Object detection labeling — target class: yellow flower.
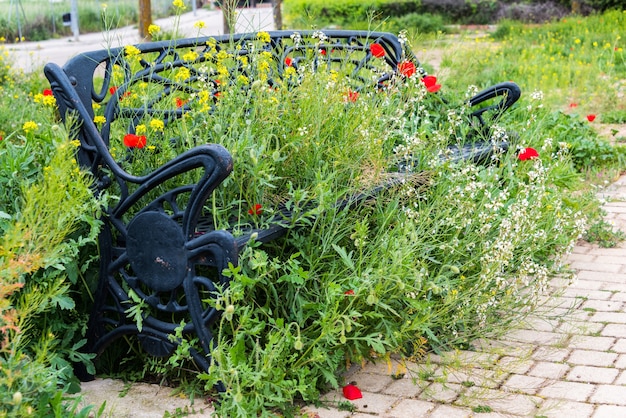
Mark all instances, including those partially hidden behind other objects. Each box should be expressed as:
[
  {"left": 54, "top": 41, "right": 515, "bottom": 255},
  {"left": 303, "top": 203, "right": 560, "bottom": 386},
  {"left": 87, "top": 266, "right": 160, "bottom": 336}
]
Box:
[
  {"left": 172, "top": 0, "right": 185, "bottom": 10},
  {"left": 94, "top": 115, "right": 106, "bottom": 125},
  {"left": 198, "top": 90, "right": 210, "bottom": 104},
  {"left": 217, "top": 65, "right": 229, "bottom": 76},
  {"left": 93, "top": 102, "right": 101, "bottom": 110},
  {"left": 257, "top": 60, "right": 270, "bottom": 73},
  {"left": 183, "top": 51, "right": 199, "bottom": 61},
  {"left": 574, "top": 38, "right": 581, "bottom": 44},
  {"left": 256, "top": 31, "right": 271, "bottom": 43},
  {"left": 136, "top": 124, "right": 147, "bottom": 135},
  {"left": 216, "top": 50, "right": 230, "bottom": 61},
  {"left": 148, "top": 24, "right": 161, "bottom": 36},
  {"left": 125, "top": 45, "right": 141, "bottom": 57},
  {"left": 71, "top": 140, "right": 81, "bottom": 147},
  {"left": 237, "top": 74, "right": 249, "bottom": 85},
  {"left": 194, "top": 21, "right": 205, "bottom": 29},
  {"left": 175, "top": 67, "right": 191, "bottom": 81},
  {"left": 149, "top": 119, "right": 165, "bottom": 132},
  {"left": 22, "top": 121, "right": 38, "bottom": 133}
]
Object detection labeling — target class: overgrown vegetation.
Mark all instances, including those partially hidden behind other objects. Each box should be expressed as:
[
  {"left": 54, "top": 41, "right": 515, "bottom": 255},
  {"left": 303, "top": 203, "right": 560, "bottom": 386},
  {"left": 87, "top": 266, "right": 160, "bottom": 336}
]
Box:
[
  {"left": 0, "top": 3, "right": 624, "bottom": 417},
  {"left": 283, "top": 0, "right": 625, "bottom": 33}
]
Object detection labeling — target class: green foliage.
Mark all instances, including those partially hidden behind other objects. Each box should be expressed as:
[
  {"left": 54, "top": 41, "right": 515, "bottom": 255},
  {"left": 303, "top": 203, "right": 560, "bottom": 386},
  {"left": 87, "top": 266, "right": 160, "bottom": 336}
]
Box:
[
  {"left": 385, "top": 12, "right": 447, "bottom": 36},
  {"left": 283, "top": 0, "right": 422, "bottom": 30},
  {"left": 584, "top": 0, "right": 625, "bottom": 12},
  {"left": 0, "top": 64, "right": 102, "bottom": 414},
  {"left": 585, "top": 218, "right": 626, "bottom": 247}
]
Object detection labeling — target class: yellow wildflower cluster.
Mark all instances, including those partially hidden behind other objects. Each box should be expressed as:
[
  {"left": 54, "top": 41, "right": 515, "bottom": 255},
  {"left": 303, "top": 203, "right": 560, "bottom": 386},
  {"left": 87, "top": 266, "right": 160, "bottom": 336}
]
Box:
[
  {"left": 22, "top": 121, "right": 38, "bottom": 134},
  {"left": 149, "top": 119, "right": 165, "bottom": 132},
  {"left": 125, "top": 45, "right": 142, "bottom": 63},
  {"left": 194, "top": 21, "right": 205, "bottom": 29},
  {"left": 175, "top": 67, "right": 191, "bottom": 82},
  {"left": 172, "top": 0, "right": 185, "bottom": 10},
  {"left": 183, "top": 51, "right": 199, "bottom": 62},
  {"left": 256, "top": 31, "right": 271, "bottom": 44},
  {"left": 34, "top": 92, "right": 56, "bottom": 107},
  {"left": 94, "top": 115, "right": 106, "bottom": 126},
  {"left": 148, "top": 24, "right": 161, "bottom": 37},
  {"left": 136, "top": 124, "right": 147, "bottom": 135}
]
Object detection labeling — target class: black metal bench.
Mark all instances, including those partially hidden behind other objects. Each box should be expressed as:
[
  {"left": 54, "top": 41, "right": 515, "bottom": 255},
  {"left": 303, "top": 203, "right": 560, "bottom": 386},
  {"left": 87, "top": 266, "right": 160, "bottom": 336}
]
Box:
[{"left": 43, "top": 30, "right": 520, "bottom": 384}]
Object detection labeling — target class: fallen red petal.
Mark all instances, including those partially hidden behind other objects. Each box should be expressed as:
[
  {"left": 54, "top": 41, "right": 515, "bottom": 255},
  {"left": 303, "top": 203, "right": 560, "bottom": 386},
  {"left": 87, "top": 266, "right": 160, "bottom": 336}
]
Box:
[{"left": 342, "top": 384, "right": 362, "bottom": 400}]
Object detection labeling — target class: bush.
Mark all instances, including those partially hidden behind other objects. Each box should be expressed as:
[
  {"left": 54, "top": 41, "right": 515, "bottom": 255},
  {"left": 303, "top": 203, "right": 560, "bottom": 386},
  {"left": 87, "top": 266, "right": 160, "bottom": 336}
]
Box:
[
  {"left": 284, "top": 0, "right": 421, "bottom": 30},
  {"left": 385, "top": 12, "right": 447, "bottom": 36},
  {"left": 496, "top": 1, "right": 571, "bottom": 23}
]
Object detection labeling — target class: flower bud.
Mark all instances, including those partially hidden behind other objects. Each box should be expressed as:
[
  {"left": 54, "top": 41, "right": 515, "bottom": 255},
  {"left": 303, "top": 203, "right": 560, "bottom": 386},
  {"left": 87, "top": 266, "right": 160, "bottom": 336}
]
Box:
[{"left": 13, "top": 391, "right": 22, "bottom": 405}]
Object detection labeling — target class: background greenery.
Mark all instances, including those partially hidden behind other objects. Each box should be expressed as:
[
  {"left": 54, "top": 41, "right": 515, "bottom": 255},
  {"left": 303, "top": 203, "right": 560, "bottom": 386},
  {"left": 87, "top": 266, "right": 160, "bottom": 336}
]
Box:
[{"left": 0, "top": 3, "right": 624, "bottom": 417}]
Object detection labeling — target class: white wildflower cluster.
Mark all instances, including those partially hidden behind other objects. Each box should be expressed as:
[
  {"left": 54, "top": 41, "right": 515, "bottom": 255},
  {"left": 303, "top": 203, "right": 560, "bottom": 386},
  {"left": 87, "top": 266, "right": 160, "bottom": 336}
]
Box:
[
  {"left": 290, "top": 32, "right": 302, "bottom": 47},
  {"left": 465, "top": 85, "right": 480, "bottom": 99},
  {"left": 490, "top": 124, "right": 509, "bottom": 142}
]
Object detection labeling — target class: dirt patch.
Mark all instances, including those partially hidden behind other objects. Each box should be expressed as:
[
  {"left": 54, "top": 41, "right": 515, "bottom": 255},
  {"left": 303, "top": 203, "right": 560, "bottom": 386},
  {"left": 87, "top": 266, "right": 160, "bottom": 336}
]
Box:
[{"left": 594, "top": 123, "right": 626, "bottom": 143}]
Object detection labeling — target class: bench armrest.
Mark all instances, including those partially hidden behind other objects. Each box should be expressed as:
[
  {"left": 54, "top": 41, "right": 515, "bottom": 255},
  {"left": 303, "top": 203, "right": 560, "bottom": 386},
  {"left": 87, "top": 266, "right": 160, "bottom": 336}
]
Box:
[{"left": 468, "top": 81, "right": 521, "bottom": 126}]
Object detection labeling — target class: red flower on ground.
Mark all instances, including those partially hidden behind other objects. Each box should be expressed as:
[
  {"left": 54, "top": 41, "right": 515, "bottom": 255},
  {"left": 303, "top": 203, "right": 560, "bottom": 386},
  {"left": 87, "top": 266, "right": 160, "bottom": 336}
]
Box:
[
  {"left": 43, "top": 89, "right": 53, "bottom": 96},
  {"left": 344, "top": 91, "right": 359, "bottom": 103},
  {"left": 370, "top": 43, "right": 385, "bottom": 58},
  {"left": 342, "top": 384, "right": 363, "bottom": 400},
  {"left": 569, "top": 102, "right": 578, "bottom": 108},
  {"left": 397, "top": 60, "right": 416, "bottom": 77},
  {"left": 176, "top": 97, "right": 188, "bottom": 108},
  {"left": 518, "top": 147, "right": 539, "bottom": 161},
  {"left": 421, "top": 75, "right": 441, "bottom": 93},
  {"left": 586, "top": 114, "right": 596, "bottom": 122},
  {"left": 248, "top": 204, "right": 263, "bottom": 216},
  {"left": 123, "top": 133, "right": 147, "bottom": 148},
  {"left": 344, "top": 289, "right": 355, "bottom": 295},
  {"left": 285, "top": 56, "right": 293, "bottom": 67}
]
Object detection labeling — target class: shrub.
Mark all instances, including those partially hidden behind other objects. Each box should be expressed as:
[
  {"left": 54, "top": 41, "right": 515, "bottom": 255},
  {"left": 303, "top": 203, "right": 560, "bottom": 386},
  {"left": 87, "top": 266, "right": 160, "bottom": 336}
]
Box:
[{"left": 385, "top": 12, "right": 447, "bottom": 36}]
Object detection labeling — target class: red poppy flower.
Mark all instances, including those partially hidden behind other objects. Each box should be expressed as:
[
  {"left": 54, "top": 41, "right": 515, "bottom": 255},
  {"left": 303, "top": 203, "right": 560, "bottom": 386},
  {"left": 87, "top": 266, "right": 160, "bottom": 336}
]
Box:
[
  {"left": 43, "top": 89, "right": 53, "bottom": 96},
  {"left": 569, "top": 102, "right": 578, "bottom": 108},
  {"left": 370, "top": 43, "right": 385, "bottom": 58},
  {"left": 518, "top": 147, "right": 539, "bottom": 161},
  {"left": 344, "top": 289, "right": 355, "bottom": 295},
  {"left": 285, "top": 56, "right": 292, "bottom": 67},
  {"left": 123, "top": 133, "right": 147, "bottom": 148},
  {"left": 109, "top": 86, "right": 118, "bottom": 95},
  {"left": 342, "top": 384, "right": 362, "bottom": 400},
  {"left": 176, "top": 97, "right": 188, "bottom": 108},
  {"left": 397, "top": 60, "right": 416, "bottom": 77},
  {"left": 344, "top": 91, "right": 359, "bottom": 103},
  {"left": 586, "top": 114, "right": 596, "bottom": 122},
  {"left": 248, "top": 204, "right": 262, "bottom": 216},
  {"left": 421, "top": 75, "right": 441, "bottom": 93}
]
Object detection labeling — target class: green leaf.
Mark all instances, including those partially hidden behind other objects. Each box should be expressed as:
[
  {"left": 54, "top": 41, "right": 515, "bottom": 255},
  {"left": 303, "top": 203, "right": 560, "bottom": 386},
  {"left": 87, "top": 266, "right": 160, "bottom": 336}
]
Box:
[{"left": 51, "top": 293, "right": 75, "bottom": 310}]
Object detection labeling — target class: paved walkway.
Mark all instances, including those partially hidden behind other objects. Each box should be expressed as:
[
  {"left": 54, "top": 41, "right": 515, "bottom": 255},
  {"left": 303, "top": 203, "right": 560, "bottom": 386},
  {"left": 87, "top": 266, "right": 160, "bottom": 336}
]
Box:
[{"left": 5, "top": 4, "right": 274, "bottom": 73}]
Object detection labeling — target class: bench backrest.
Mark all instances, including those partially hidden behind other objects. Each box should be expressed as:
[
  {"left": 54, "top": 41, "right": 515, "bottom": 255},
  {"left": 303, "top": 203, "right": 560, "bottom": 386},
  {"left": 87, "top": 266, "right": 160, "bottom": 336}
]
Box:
[{"left": 45, "top": 31, "right": 417, "bottom": 180}]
